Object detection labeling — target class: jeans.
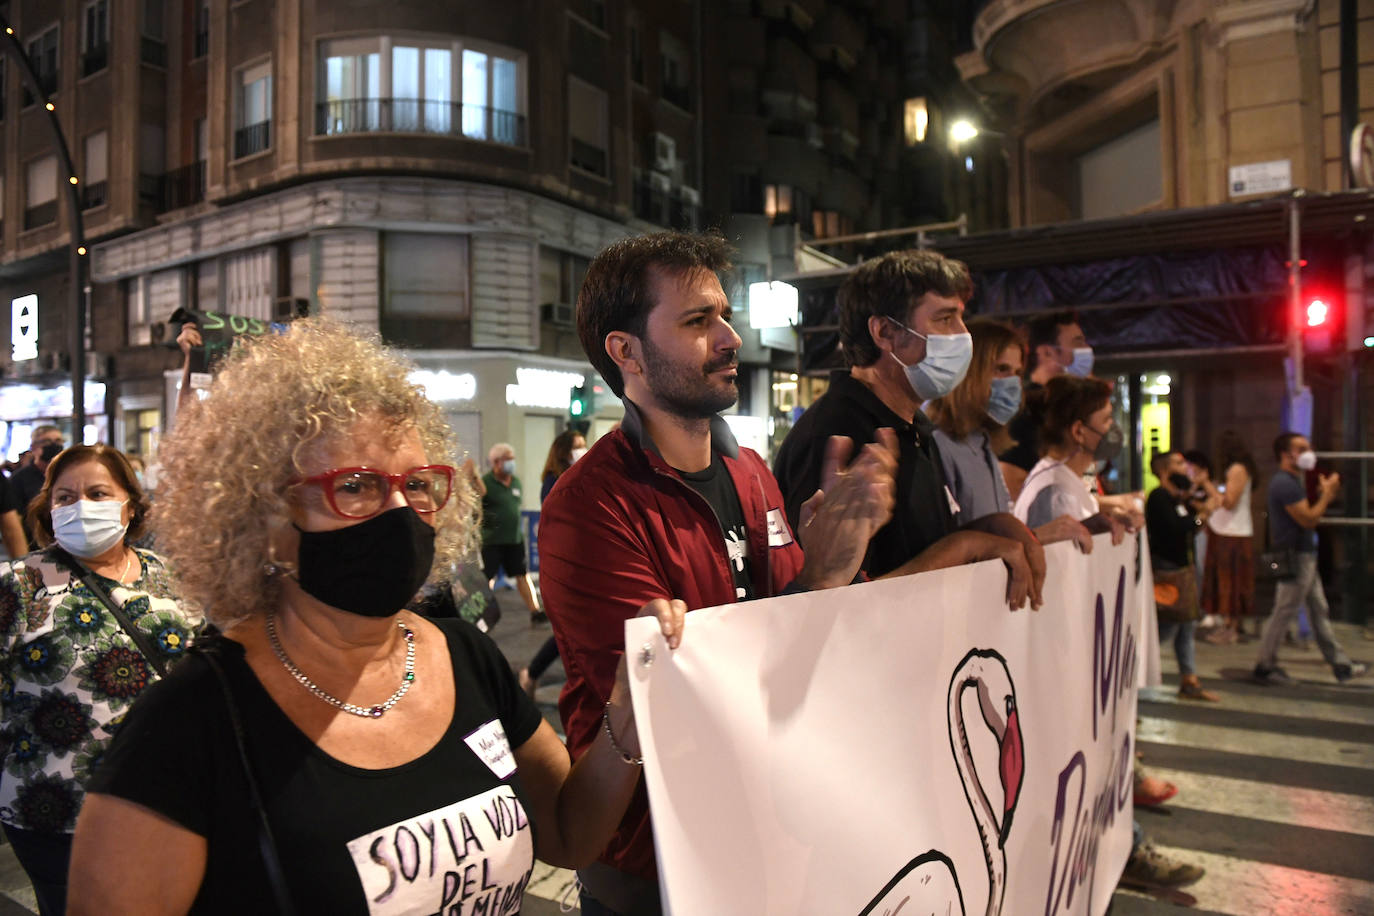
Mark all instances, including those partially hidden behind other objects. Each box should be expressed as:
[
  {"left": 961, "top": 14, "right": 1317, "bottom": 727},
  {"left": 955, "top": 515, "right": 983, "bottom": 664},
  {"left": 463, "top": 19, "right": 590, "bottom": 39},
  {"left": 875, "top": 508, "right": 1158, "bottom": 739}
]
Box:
[
  {"left": 1257, "top": 552, "right": 1351, "bottom": 670},
  {"left": 1158, "top": 619, "right": 1197, "bottom": 677},
  {"left": 2, "top": 824, "right": 71, "bottom": 916}
]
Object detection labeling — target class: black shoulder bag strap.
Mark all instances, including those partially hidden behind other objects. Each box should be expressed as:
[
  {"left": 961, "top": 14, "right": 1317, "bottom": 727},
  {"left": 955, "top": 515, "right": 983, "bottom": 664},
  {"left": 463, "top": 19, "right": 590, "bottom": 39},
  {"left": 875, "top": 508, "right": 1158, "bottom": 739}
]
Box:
[
  {"left": 52, "top": 547, "right": 167, "bottom": 679},
  {"left": 200, "top": 648, "right": 298, "bottom": 916}
]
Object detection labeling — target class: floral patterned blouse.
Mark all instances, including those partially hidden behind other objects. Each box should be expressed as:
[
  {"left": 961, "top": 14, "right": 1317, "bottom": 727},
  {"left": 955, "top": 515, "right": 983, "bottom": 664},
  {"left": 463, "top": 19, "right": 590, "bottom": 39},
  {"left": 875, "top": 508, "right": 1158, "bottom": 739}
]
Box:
[{"left": 0, "top": 546, "right": 200, "bottom": 834}]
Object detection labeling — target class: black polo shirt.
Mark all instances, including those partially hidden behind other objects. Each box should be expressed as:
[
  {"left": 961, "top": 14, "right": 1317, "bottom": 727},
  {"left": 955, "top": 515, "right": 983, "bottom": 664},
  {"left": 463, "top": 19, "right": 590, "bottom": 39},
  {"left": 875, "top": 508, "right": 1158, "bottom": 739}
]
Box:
[{"left": 773, "top": 370, "right": 957, "bottom": 578}]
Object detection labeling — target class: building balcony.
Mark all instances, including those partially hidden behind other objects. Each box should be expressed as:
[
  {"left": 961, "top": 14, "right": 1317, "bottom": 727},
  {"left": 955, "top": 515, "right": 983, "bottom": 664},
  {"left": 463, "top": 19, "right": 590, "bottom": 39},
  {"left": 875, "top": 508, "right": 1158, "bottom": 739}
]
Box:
[
  {"left": 314, "top": 99, "right": 527, "bottom": 147},
  {"left": 80, "top": 181, "right": 108, "bottom": 210},
  {"left": 23, "top": 201, "right": 57, "bottom": 230},
  {"left": 633, "top": 178, "right": 699, "bottom": 230},
  {"left": 81, "top": 43, "right": 108, "bottom": 78},
  {"left": 570, "top": 138, "right": 608, "bottom": 177},
  {"left": 160, "top": 161, "right": 207, "bottom": 211},
  {"left": 661, "top": 81, "right": 693, "bottom": 113},
  {"left": 140, "top": 36, "right": 166, "bottom": 68},
  {"left": 234, "top": 120, "right": 271, "bottom": 159}
]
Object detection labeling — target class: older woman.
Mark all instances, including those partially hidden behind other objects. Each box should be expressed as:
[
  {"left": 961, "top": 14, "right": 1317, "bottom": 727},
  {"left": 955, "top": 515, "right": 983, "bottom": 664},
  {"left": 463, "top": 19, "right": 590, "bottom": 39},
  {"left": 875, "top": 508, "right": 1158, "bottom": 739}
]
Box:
[
  {"left": 0, "top": 444, "right": 198, "bottom": 916},
  {"left": 68, "top": 320, "right": 681, "bottom": 915},
  {"left": 926, "top": 319, "right": 1091, "bottom": 552}
]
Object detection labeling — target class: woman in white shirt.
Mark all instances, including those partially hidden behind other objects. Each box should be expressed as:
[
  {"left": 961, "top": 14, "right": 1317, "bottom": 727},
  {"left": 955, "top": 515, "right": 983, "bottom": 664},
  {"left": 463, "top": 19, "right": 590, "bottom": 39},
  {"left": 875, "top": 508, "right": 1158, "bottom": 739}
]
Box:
[
  {"left": 1201, "top": 430, "right": 1258, "bottom": 644},
  {"left": 1011, "top": 375, "right": 1126, "bottom": 543}
]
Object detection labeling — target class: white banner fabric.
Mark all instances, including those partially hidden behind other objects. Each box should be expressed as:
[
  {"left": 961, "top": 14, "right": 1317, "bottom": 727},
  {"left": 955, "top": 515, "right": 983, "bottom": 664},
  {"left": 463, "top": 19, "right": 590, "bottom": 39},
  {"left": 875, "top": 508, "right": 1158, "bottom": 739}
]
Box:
[{"left": 626, "top": 534, "right": 1159, "bottom": 916}]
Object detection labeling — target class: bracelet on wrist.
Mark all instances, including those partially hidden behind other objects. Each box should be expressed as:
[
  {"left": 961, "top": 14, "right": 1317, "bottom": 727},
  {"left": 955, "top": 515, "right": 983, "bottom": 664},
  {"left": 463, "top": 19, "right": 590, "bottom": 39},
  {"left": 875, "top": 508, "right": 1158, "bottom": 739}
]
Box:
[{"left": 602, "top": 700, "right": 643, "bottom": 766}]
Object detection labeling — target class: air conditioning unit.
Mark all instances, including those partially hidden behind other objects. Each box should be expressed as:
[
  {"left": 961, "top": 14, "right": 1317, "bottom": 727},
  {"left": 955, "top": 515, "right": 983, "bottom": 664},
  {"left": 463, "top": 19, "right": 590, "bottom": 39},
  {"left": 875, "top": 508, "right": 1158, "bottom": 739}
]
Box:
[
  {"left": 649, "top": 172, "right": 673, "bottom": 194},
  {"left": 540, "top": 302, "right": 575, "bottom": 326},
  {"left": 652, "top": 132, "right": 677, "bottom": 173},
  {"left": 678, "top": 186, "right": 701, "bottom": 206}
]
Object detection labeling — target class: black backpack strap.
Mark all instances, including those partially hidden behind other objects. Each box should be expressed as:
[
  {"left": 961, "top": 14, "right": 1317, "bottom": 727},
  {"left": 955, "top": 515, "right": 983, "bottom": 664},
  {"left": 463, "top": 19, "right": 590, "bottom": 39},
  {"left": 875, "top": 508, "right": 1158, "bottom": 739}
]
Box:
[
  {"left": 200, "top": 647, "right": 298, "bottom": 916},
  {"left": 52, "top": 547, "right": 168, "bottom": 678}
]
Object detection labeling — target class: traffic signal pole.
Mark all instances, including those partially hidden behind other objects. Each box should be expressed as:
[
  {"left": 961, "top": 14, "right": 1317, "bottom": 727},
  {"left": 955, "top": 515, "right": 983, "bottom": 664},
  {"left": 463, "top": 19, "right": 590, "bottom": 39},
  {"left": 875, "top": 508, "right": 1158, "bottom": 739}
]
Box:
[{"left": 1287, "top": 197, "right": 1303, "bottom": 393}]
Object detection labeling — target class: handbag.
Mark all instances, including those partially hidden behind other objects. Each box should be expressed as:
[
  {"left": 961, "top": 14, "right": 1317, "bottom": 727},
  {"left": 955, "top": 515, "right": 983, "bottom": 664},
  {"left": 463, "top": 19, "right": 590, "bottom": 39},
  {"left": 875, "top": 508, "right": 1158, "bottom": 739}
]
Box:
[
  {"left": 53, "top": 547, "right": 168, "bottom": 677},
  {"left": 1153, "top": 565, "right": 1200, "bottom": 623}
]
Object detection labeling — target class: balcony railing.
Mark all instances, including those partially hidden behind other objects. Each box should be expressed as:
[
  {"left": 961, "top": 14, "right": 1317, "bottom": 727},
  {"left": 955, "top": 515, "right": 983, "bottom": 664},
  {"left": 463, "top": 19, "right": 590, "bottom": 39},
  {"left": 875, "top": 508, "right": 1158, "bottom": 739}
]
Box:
[
  {"left": 80, "top": 181, "right": 108, "bottom": 210},
  {"left": 234, "top": 120, "right": 271, "bottom": 159},
  {"left": 634, "top": 179, "right": 700, "bottom": 230},
  {"left": 160, "top": 161, "right": 207, "bottom": 211},
  {"left": 137, "top": 173, "right": 161, "bottom": 209},
  {"left": 661, "top": 81, "right": 693, "bottom": 112},
  {"left": 141, "top": 36, "right": 167, "bottom": 67},
  {"left": 81, "top": 43, "right": 108, "bottom": 77},
  {"left": 23, "top": 201, "right": 57, "bottom": 230},
  {"left": 570, "top": 138, "right": 608, "bottom": 177},
  {"left": 314, "top": 99, "right": 527, "bottom": 146}
]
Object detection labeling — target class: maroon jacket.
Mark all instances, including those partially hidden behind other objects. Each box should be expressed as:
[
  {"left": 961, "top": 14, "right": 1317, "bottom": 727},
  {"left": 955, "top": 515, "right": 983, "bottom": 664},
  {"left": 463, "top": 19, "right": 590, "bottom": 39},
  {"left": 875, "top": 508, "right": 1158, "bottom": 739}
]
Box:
[{"left": 538, "top": 400, "right": 807, "bottom": 883}]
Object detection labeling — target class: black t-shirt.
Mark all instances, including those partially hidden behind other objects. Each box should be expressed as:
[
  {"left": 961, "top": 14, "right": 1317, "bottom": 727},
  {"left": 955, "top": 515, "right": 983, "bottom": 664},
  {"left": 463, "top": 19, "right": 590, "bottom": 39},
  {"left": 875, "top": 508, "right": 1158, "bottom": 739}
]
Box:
[
  {"left": 1145, "top": 486, "right": 1195, "bottom": 570},
  {"left": 88, "top": 617, "right": 543, "bottom": 915},
  {"left": 773, "top": 370, "right": 957, "bottom": 579},
  {"left": 0, "top": 473, "right": 19, "bottom": 515},
  {"left": 677, "top": 452, "right": 754, "bottom": 600},
  {"left": 1000, "top": 381, "right": 1046, "bottom": 472}
]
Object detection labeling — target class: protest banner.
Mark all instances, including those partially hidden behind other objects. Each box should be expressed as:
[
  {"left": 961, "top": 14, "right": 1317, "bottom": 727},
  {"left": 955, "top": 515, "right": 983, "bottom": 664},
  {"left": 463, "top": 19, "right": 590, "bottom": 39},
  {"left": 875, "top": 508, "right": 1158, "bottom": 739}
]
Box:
[{"left": 626, "top": 534, "right": 1159, "bottom": 916}]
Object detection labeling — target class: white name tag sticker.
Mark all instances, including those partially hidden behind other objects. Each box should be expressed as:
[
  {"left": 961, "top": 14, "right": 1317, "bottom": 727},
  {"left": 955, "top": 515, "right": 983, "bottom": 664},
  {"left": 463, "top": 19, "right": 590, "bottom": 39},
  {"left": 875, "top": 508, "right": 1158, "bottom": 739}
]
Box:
[
  {"left": 1176, "top": 504, "right": 1188, "bottom": 517},
  {"left": 464, "top": 720, "right": 516, "bottom": 779},
  {"left": 766, "top": 508, "right": 794, "bottom": 547}
]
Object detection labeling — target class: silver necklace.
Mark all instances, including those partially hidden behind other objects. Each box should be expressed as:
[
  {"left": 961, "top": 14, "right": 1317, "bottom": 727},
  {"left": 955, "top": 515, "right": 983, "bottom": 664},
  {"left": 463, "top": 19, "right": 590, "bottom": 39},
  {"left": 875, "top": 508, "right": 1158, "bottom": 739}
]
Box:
[{"left": 265, "top": 614, "right": 416, "bottom": 719}]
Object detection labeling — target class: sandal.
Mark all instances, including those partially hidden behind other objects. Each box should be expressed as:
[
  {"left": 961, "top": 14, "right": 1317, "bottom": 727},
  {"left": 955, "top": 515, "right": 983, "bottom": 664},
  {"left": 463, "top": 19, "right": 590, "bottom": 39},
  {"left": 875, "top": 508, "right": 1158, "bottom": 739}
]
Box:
[{"left": 1178, "top": 674, "right": 1220, "bottom": 702}]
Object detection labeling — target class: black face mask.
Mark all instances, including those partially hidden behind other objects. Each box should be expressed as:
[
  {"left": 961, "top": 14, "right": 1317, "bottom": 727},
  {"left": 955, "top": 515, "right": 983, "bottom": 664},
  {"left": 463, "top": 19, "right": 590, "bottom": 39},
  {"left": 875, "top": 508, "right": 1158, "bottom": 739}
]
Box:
[
  {"left": 295, "top": 507, "right": 436, "bottom": 617},
  {"left": 1168, "top": 472, "right": 1192, "bottom": 491},
  {"left": 1086, "top": 424, "right": 1123, "bottom": 462}
]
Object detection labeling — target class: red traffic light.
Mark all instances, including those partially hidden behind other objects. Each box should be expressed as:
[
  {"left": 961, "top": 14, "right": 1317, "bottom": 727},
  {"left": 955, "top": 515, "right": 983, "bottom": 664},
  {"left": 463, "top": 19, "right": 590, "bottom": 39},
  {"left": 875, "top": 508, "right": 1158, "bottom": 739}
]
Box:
[{"left": 1306, "top": 298, "right": 1330, "bottom": 328}]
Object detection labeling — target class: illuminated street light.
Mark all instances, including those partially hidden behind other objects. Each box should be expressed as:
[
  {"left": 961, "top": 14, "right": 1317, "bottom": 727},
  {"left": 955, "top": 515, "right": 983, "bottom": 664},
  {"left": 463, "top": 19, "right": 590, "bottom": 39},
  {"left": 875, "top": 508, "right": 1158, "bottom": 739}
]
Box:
[{"left": 950, "top": 119, "right": 979, "bottom": 143}]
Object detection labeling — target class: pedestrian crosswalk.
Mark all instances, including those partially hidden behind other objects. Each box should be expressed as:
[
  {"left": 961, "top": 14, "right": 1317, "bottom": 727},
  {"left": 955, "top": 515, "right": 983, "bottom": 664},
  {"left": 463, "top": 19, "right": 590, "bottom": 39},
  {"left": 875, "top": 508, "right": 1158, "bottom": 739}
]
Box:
[{"left": 1111, "top": 621, "right": 1374, "bottom": 916}]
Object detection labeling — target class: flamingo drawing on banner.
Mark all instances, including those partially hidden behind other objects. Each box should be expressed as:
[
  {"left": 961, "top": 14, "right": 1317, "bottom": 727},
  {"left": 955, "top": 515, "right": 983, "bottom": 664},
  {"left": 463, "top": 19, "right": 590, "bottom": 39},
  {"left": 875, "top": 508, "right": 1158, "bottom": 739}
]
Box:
[{"left": 858, "top": 649, "right": 1025, "bottom": 916}]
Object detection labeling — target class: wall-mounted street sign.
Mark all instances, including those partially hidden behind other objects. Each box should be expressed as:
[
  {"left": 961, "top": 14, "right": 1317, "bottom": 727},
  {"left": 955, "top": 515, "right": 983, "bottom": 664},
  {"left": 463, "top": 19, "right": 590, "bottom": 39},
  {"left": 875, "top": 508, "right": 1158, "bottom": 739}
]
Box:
[
  {"left": 11, "top": 294, "right": 37, "bottom": 361},
  {"left": 1228, "top": 159, "right": 1292, "bottom": 197}
]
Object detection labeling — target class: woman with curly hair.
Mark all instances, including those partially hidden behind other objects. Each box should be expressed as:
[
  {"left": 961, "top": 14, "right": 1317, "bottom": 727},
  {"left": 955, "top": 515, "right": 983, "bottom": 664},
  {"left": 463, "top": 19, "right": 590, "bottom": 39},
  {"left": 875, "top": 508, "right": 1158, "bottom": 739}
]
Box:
[
  {"left": 67, "top": 319, "right": 682, "bottom": 915},
  {"left": 0, "top": 444, "right": 198, "bottom": 916},
  {"left": 1201, "top": 429, "right": 1259, "bottom": 644}
]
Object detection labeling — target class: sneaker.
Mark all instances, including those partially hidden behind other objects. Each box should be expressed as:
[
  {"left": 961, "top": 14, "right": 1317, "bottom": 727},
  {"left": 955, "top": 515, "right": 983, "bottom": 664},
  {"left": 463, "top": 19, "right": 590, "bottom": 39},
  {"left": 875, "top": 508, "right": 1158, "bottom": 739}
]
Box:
[
  {"left": 1334, "top": 662, "right": 1368, "bottom": 683},
  {"left": 1253, "top": 664, "right": 1294, "bottom": 686},
  {"left": 1177, "top": 675, "right": 1220, "bottom": 702},
  {"left": 1122, "top": 842, "right": 1205, "bottom": 888}
]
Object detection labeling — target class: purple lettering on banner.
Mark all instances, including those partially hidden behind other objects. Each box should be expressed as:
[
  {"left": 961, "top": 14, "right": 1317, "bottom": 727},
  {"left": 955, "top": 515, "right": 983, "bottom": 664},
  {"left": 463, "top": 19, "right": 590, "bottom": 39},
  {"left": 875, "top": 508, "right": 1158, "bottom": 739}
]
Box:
[{"left": 368, "top": 836, "right": 399, "bottom": 903}]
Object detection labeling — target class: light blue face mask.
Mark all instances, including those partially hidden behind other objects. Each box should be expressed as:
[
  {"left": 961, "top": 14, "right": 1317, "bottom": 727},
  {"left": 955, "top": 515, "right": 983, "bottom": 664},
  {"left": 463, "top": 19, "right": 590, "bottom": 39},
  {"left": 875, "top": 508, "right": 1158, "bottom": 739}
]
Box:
[
  {"left": 1064, "top": 346, "right": 1094, "bottom": 377},
  {"left": 986, "top": 375, "right": 1022, "bottom": 425},
  {"left": 501, "top": 459, "right": 516, "bottom": 475},
  {"left": 887, "top": 318, "right": 973, "bottom": 401}
]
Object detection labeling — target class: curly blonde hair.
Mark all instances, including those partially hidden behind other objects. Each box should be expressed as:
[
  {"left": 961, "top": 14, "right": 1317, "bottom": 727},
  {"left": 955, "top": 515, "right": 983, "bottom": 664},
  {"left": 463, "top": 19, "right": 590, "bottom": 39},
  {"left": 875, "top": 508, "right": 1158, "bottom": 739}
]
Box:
[{"left": 152, "top": 319, "right": 474, "bottom": 627}]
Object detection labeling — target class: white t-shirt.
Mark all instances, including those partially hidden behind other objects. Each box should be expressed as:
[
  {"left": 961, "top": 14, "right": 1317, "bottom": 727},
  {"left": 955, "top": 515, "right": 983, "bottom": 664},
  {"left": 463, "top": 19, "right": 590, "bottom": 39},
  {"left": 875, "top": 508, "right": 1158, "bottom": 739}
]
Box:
[
  {"left": 1207, "top": 474, "right": 1253, "bottom": 538},
  {"left": 1012, "top": 457, "right": 1100, "bottom": 528}
]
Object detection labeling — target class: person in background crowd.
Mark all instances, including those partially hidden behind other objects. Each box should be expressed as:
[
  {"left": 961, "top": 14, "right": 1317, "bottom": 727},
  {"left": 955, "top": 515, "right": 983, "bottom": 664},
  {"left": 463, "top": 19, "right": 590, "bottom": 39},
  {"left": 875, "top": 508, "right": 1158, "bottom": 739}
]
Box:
[
  {"left": 0, "top": 444, "right": 199, "bottom": 915},
  {"left": 0, "top": 465, "right": 27, "bottom": 561},
  {"left": 1201, "top": 430, "right": 1257, "bottom": 645},
  {"left": 998, "top": 310, "right": 1090, "bottom": 499},
  {"left": 1253, "top": 433, "right": 1366, "bottom": 685},
  {"left": 519, "top": 429, "right": 588, "bottom": 698},
  {"left": 774, "top": 250, "right": 1044, "bottom": 611},
  {"left": 540, "top": 231, "right": 897, "bottom": 915},
  {"left": 68, "top": 319, "right": 685, "bottom": 915},
  {"left": 1146, "top": 450, "right": 1219, "bottom": 702},
  {"left": 13, "top": 428, "right": 65, "bottom": 550},
  {"left": 481, "top": 442, "right": 546, "bottom": 625},
  {"left": 925, "top": 317, "right": 1092, "bottom": 552}
]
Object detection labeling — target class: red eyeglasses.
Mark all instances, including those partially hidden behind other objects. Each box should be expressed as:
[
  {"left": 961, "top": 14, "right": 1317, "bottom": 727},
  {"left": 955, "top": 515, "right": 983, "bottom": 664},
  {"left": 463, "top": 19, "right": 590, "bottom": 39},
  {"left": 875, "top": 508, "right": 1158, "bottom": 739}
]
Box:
[{"left": 292, "top": 465, "right": 455, "bottom": 519}]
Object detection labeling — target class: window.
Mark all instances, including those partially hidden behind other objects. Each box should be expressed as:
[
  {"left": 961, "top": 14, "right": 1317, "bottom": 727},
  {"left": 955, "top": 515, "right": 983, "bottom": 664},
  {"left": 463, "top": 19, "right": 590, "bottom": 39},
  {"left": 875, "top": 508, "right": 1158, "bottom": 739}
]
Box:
[
  {"left": 381, "top": 232, "right": 470, "bottom": 349},
  {"left": 235, "top": 62, "right": 272, "bottom": 158},
  {"left": 126, "top": 276, "right": 149, "bottom": 346},
  {"left": 138, "top": 123, "right": 165, "bottom": 207},
  {"left": 141, "top": 0, "right": 166, "bottom": 66},
  {"left": 660, "top": 31, "right": 689, "bottom": 111},
  {"left": 568, "top": 78, "right": 608, "bottom": 177},
  {"left": 82, "top": 131, "right": 108, "bottom": 209},
  {"left": 1076, "top": 119, "right": 1161, "bottom": 219},
  {"left": 316, "top": 36, "right": 525, "bottom": 145},
  {"left": 82, "top": 1, "right": 109, "bottom": 76},
  {"left": 903, "top": 97, "right": 929, "bottom": 146},
  {"left": 24, "top": 156, "right": 57, "bottom": 230},
  {"left": 193, "top": 0, "right": 210, "bottom": 58},
  {"left": 629, "top": 22, "right": 644, "bottom": 85},
  {"left": 24, "top": 26, "right": 59, "bottom": 105}
]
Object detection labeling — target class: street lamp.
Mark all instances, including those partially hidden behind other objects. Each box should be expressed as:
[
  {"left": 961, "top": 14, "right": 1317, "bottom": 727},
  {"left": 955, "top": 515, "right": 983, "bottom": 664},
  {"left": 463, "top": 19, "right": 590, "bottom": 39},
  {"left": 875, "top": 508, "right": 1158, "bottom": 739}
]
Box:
[{"left": 950, "top": 119, "right": 980, "bottom": 144}]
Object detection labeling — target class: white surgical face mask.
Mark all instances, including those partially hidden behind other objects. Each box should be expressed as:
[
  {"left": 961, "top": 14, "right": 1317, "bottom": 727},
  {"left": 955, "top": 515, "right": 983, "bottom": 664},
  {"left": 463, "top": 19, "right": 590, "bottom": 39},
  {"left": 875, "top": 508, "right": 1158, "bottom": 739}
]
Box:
[
  {"left": 1295, "top": 450, "right": 1317, "bottom": 471},
  {"left": 501, "top": 459, "right": 517, "bottom": 475},
  {"left": 1064, "top": 346, "right": 1095, "bottom": 377},
  {"left": 986, "top": 375, "right": 1023, "bottom": 425},
  {"left": 886, "top": 318, "right": 973, "bottom": 401},
  {"left": 569, "top": 447, "right": 587, "bottom": 464},
  {"left": 51, "top": 498, "right": 129, "bottom": 559}
]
